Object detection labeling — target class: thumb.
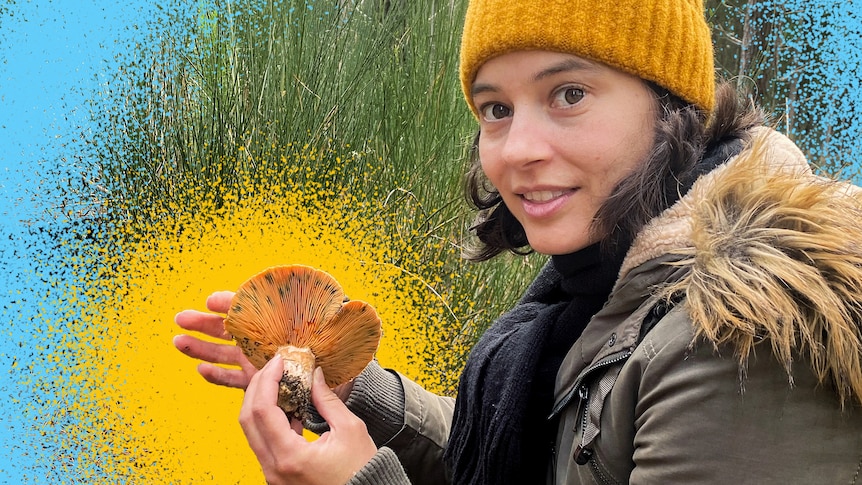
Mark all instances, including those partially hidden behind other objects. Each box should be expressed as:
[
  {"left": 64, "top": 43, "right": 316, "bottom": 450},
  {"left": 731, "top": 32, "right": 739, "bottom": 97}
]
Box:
[
  {"left": 310, "top": 367, "right": 352, "bottom": 428},
  {"left": 245, "top": 355, "right": 284, "bottom": 405}
]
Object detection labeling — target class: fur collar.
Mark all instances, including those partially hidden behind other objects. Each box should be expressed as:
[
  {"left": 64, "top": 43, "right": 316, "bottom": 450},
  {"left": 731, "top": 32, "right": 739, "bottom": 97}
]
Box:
[{"left": 625, "top": 127, "right": 862, "bottom": 407}]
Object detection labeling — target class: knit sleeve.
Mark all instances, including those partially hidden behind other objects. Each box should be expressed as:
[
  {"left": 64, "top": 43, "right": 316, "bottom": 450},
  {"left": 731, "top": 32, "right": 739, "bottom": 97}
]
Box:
[
  {"left": 304, "top": 360, "right": 404, "bottom": 443},
  {"left": 306, "top": 360, "right": 455, "bottom": 485},
  {"left": 344, "top": 360, "right": 410, "bottom": 445},
  {"left": 347, "top": 447, "right": 412, "bottom": 485}
]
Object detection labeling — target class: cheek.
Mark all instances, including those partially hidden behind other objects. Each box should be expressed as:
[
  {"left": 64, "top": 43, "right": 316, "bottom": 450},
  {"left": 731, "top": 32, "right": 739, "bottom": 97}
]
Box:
[
  {"left": 598, "top": 116, "right": 655, "bottom": 188},
  {"left": 577, "top": 142, "right": 648, "bottom": 205},
  {"left": 624, "top": 98, "right": 657, "bottom": 166},
  {"left": 477, "top": 140, "right": 503, "bottom": 184}
]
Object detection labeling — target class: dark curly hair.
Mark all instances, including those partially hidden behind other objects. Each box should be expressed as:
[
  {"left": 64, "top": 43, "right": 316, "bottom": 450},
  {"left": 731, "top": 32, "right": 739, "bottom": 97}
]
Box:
[{"left": 462, "top": 81, "right": 764, "bottom": 261}]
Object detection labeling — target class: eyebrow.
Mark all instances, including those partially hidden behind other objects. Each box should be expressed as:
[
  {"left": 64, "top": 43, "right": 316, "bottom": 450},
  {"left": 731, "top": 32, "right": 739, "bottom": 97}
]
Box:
[
  {"left": 534, "top": 58, "right": 599, "bottom": 81},
  {"left": 470, "top": 57, "right": 600, "bottom": 98}
]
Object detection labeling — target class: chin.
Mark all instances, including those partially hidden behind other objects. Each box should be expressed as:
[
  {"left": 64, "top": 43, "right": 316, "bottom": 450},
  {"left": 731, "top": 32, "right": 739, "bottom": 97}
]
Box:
[{"left": 523, "top": 223, "right": 594, "bottom": 255}]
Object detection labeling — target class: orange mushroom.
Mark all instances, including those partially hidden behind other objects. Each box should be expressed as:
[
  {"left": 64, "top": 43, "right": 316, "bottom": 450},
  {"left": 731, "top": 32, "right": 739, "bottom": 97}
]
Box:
[{"left": 224, "top": 265, "right": 382, "bottom": 421}]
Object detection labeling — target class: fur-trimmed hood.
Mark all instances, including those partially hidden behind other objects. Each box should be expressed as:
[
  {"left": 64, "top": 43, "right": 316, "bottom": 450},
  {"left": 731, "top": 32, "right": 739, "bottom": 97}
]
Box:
[{"left": 623, "top": 127, "right": 862, "bottom": 407}]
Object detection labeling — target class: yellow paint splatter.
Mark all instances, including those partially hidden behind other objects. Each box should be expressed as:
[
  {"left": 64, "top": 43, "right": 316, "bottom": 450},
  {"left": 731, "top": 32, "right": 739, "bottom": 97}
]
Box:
[{"left": 58, "top": 145, "right": 472, "bottom": 481}]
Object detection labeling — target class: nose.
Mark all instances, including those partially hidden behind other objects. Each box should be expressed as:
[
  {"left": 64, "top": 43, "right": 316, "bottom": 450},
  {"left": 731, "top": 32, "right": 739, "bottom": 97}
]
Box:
[{"left": 500, "top": 109, "right": 553, "bottom": 169}]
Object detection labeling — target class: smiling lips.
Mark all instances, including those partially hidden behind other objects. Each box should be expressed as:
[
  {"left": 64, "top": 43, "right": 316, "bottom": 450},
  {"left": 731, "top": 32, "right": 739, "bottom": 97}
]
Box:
[
  {"left": 518, "top": 188, "right": 577, "bottom": 218},
  {"left": 522, "top": 189, "right": 570, "bottom": 202}
]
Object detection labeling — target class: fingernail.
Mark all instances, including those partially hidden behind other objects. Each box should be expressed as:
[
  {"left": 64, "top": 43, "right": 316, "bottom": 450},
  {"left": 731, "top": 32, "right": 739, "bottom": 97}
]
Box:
[{"left": 313, "top": 366, "right": 324, "bottom": 383}]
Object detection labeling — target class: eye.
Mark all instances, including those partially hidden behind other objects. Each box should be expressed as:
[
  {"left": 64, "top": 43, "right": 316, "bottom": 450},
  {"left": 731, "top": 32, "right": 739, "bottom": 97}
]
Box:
[
  {"left": 552, "top": 86, "right": 585, "bottom": 108},
  {"left": 479, "top": 103, "right": 512, "bottom": 121}
]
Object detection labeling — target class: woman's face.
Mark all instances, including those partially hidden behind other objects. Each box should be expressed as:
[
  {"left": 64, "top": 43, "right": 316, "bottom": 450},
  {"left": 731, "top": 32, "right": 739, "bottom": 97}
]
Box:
[{"left": 472, "top": 50, "right": 656, "bottom": 255}]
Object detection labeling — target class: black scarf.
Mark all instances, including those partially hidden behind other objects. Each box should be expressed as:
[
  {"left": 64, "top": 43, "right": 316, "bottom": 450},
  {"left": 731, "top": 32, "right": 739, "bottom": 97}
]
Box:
[{"left": 444, "top": 243, "right": 625, "bottom": 484}]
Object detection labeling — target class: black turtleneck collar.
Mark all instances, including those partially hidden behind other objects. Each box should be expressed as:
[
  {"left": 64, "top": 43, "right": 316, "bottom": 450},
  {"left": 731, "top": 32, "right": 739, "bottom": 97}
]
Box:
[{"left": 552, "top": 241, "right": 626, "bottom": 299}]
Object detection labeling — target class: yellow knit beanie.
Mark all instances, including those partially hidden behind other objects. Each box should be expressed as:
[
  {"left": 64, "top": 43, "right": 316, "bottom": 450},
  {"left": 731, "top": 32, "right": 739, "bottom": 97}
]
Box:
[{"left": 459, "top": 0, "right": 716, "bottom": 114}]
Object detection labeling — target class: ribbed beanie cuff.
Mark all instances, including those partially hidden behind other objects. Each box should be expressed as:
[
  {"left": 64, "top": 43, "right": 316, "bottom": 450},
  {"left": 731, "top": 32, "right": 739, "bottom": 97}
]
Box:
[{"left": 459, "top": 0, "right": 716, "bottom": 114}]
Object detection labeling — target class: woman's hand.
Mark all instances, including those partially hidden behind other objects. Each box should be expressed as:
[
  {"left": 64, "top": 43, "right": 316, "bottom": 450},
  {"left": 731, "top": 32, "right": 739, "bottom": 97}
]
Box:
[
  {"left": 240, "top": 357, "right": 378, "bottom": 485},
  {"left": 173, "top": 291, "right": 257, "bottom": 390},
  {"left": 174, "top": 291, "right": 357, "bottom": 399}
]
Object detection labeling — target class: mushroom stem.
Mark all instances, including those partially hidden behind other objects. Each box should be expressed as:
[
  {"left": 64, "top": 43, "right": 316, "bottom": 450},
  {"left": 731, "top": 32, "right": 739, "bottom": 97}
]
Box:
[{"left": 275, "top": 345, "right": 316, "bottom": 421}]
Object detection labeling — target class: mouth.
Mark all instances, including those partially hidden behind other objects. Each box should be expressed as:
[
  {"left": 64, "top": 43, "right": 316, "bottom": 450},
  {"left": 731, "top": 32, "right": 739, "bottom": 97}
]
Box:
[
  {"left": 520, "top": 189, "right": 574, "bottom": 203},
  {"left": 515, "top": 188, "right": 577, "bottom": 219}
]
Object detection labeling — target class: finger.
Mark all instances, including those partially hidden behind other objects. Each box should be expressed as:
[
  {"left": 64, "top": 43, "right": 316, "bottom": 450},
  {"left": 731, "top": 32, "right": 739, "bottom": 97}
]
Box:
[
  {"left": 240, "top": 357, "right": 283, "bottom": 467},
  {"left": 174, "top": 310, "right": 232, "bottom": 340},
  {"left": 206, "top": 291, "right": 235, "bottom": 314},
  {"left": 198, "top": 362, "right": 252, "bottom": 390},
  {"left": 173, "top": 334, "right": 245, "bottom": 365},
  {"left": 240, "top": 357, "right": 284, "bottom": 447},
  {"left": 309, "top": 367, "right": 353, "bottom": 430},
  {"left": 241, "top": 357, "right": 307, "bottom": 466}
]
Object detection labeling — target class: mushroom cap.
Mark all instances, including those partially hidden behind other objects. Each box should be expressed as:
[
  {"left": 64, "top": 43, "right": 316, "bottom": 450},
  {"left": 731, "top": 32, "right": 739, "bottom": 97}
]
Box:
[{"left": 224, "top": 265, "right": 382, "bottom": 388}]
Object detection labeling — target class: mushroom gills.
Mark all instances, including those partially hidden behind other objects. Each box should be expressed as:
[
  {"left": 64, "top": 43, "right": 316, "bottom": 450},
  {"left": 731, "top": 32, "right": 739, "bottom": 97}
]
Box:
[{"left": 224, "top": 264, "right": 382, "bottom": 422}]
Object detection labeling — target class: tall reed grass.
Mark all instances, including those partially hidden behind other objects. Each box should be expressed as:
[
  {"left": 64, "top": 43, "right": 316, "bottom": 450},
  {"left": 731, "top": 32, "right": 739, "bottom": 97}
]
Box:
[{"left": 92, "top": 0, "right": 546, "bottom": 393}]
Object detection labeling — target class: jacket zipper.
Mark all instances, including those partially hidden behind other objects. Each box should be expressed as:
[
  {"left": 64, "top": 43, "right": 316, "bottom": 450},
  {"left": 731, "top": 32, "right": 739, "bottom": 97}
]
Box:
[
  {"left": 549, "top": 348, "right": 633, "bottom": 419},
  {"left": 550, "top": 348, "right": 633, "bottom": 484}
]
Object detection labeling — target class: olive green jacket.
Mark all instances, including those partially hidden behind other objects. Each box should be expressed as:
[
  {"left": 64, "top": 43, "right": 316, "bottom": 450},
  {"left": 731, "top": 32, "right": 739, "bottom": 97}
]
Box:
[{"left": 341, "top": 128, "right": 862, "bottom": 484}]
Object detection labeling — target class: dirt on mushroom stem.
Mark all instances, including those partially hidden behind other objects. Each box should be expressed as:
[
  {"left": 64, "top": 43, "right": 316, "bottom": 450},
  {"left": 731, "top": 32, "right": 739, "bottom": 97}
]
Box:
[{"left": 276, "top": 345, "right": 315, "bottom": 421}]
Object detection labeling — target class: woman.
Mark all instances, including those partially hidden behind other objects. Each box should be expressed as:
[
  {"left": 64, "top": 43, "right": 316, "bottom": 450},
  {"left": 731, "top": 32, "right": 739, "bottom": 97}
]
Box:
[{"left": 174, "top": 0, "right": 862, "bottom": 483}]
